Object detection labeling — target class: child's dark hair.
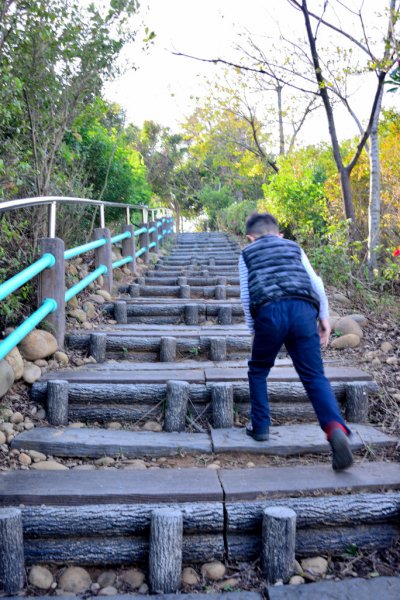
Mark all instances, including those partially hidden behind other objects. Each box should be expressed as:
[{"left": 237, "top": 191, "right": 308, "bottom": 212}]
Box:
[{"left": 246, "top": 212, "right": 279, "bottom": 236}]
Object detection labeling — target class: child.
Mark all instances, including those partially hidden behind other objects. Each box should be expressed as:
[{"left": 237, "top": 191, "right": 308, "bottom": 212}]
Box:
[{"left": 239, "top": 212, "right": 353, "bottom": 471}]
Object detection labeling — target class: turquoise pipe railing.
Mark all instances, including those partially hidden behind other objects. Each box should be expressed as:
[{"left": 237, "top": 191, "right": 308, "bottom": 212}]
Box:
[
  {"left": 110, "top": 231, "right": 131, "bottom": 244},
  {"left": 64, "top": 238, "right": 107, "bottom": 261},
  {"left": 0, "top": 253, "right": 55, "bottom": 302},
  {"left": 0, "top": 214, "right": 173, "bottom": 360},
  {"left": 112, "top": 256, "right": 133, "bottom": 269},
  {"left": 0, "top": 298, "right": 57, "bottom": 361},
  {"left": 134, "top": 226, "right": 147, "bottom": 236},
  {"left": 65, "top": 265, "right": 108, "bottom": 303},
  {"left": 136, "top": 247, "right": 147, "bottom": 258}
]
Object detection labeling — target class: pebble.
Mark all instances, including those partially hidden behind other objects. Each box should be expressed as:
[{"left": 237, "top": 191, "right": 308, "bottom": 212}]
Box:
[
  {"left": 301, "top": 556, "right": 328, "bottom": 578},
  {"left": 82, "top": 322, "right": 93, "bottom": 330},
  {"left": 107, "top": 422, "right": 122, "bottom": 430},
  {"left": 246, "top": 461, "right": 255, "bottom": 468},
  {"left": 58, "top": 567, "right": 92, "bottom": 593},
  {"left": 371, "top": 357, "right": 382, "bottom": 366},
  {"left": 97, "top": 571, "right": 116, "bottom": 587},
  {"left": 18, "top": 452, "right": 32, "bottom": 466},
  {"left": 24, "top": 422, "right": 35, "bottom": 430},
  {"left": 386, "top": 356, "right": 398, "bottom": 366},
  {"left": 54, "top": 351, "right": 69, "bottom": 365},
  {"left": 0, "top": 422, "right": 15, "bottom": 434},
  {"left": 29, "top": 566, "right": 54, "bottom": 590},
  {"left": 331, "top": 334, "right": 360, "bottom": 349},
  {"left": 138, "top": 583, "right": 149, "bottom": 594},
  {"left": 289, "top": 575, "right": 306, "bottom": 585},
  {"left": 91, "top": 583, "right": 101, "bottom": 593},
  {"left": 34, "top": 359, "right": 48, "bottom": 367},
  {"left": 73, "top": 464, "right": 96, "bottom": 470},
  {"left": 95, "top": 457, "right": 115, "bottom": 467},
  {"left": 10, "top": 411, "right": 24, "bottom": 424},
  {"left": 182, "top": 567, "right": 200, "bottom": 585},
  {"left": 28, "top": 450, "right": 48, "bottom": 462},
  {"left": 120, "top": 459, "right": 147, "bottom": 469},
  {"left": 121, "top": 568, "right": 145, "bottom": 589},
  {"left": 36, "top": 408, "right": 46, "bottom": 419},
  {"left": 380, "top": 341, "right": 393, "bottom": 353},
  {"left": 0, "top": 407, "right": 13, "bottom": 419},
  {"left": 0, "top": 431, "right": 6, "bottom": 444},
  {"left": 68, "top": 422, "right": 86, "bottom": 428},
  {"left": 31, "top": 460, "right": 69, "bottom": 471},
  {"left": 201, "top": 561, "right": 226, "bottom": 580},
  {"left": 99, "top": 586, "right": 118, "bottom": 595},
  {"left": 142, "top": 420, "right": 162, "bottom": 432}
]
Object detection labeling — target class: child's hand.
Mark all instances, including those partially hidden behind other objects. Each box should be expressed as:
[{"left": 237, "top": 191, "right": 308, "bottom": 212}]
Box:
[{"left": 318, "top": 318, "right": 331, "bottom": 348}]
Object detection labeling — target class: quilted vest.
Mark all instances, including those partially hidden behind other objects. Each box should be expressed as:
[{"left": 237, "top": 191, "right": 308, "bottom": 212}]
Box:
[{"left": 241, "top": 235, "right": 320, "bottom": 316}]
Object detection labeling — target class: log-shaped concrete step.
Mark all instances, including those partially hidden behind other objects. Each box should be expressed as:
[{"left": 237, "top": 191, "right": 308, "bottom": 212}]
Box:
[
  {"left": 115, "top": 284, "right": 241, "bottom": 299},
  {"left": 31, "top": 362, "right": 377, "bottom": 425},
  {"left": 154, "top": 264, "right": 239, "bottom": 273},
  {"left": 147, "top": 268, "right": 239, "bottom": 276},
  {"left": 1, "top": 462, "right": 399, "bottom": 506},
  {"left": 121, "top": 276, "right": 240, "bottom": 287},
  {"left": 103, "top": 300, "right": 244, "bottom": 325},
  {"left": 10, "top": 423, "right": 396, "bottom": 458}
]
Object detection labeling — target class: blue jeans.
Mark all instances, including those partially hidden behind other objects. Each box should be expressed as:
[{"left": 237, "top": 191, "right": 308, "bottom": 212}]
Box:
[{"left": 248, "top": 299, "right": 350, "bottom": 435}]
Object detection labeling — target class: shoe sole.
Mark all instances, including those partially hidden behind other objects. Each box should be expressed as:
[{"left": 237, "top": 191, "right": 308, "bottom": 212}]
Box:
[
  {"left": 330, "top": 429, "right": 353, "bottom": 471},
  {"left": 246, "top": 429, "right": 269, "bottom": 442}
]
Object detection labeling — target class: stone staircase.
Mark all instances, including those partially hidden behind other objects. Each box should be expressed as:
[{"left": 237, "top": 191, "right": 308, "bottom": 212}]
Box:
[{"left": 1, "top": 231, "right": 399, "bottom": 597}]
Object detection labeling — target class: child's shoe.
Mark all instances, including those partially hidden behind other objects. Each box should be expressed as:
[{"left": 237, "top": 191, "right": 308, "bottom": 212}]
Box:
[
  {"left": 246, "top": 424, "right": 269, "bottom": 442},
  {"left": 328, "top": 427, "right": 353, "bottom": 471}
]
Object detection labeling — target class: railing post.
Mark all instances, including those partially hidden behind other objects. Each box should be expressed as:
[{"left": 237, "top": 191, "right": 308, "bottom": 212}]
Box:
[
  {"left": 149, "top": 220, "right": 159, "bottom": 255},
  {"left": 139, "top": 223, "right": 150, "bottom": 264},
  {"left": 94, "top": 228, "right": 113, "bottom": 293},
  {"left": 159, "top": 218, "right": 166, "bottom": 248},
  {"left": 38, "top": 238, "right": 65, "bottom": 348},
  {"left": 122, "top": 224, "right": 136, "bottom": 274}
]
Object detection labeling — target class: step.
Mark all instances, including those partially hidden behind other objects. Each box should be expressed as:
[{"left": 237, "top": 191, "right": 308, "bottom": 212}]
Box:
[
  {"left": 38, "top": 362, "right": 375, "bottom": 385},
  {"left": 268, "top": 577, "right": 400, "bottom": 600},
  {"left": 11, "top": 423, "right": 396, "bottom": 458},
  {"left": 120, "top": 276, "right": 240, "bottom": 286},
  {"left": 0, "top": 467, "right": 223, "bottom": 505},
  {"left": 115, "top": 284, "right": 240, "bottom": 299},
  {"left": 1, "top": 462, "right": 399, "bottom": 506}
]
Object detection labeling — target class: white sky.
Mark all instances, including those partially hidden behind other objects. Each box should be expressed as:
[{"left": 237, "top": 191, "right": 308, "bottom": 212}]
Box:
[{"left": 104, "top": 0, "right": 400, "bottom": 147}]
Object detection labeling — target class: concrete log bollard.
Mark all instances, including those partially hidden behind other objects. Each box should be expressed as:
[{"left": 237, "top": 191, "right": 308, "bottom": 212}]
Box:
[
  {"left": 136, "top": 276, "right": 145, "bottom": 285},
  {"left": 160, "top": 337, "right": 177, "bottom": 363},
  {"left": 180, "top": 285, "right": 191, "bottom": 299},
  {"left": 94, "top": 227, "right": 113, "bottom": 293},
  {"left": 164, "top": 380, "right": 189, "bottom": 432},
  {"left": 211, "top": 382, "right": 234, "bottom": 428},
  {"left": 184, "top": 304, "right": 199, "bottom": 325},
  {"left": 262, "top": 506, "right": 296, "bottom": 584},
  {"left": 215, "top": 285, "right": 226, "bottom": 300},
  {"left": 177, "top": 276, "right": 187, "bottom": 286},
  {"left": 218, "top": 305, "right": 232, "bottom": 325},
  {"left": 0, "top": 508, "right": 25, "bottom": 594},
  {"left": 114, "top": 300, "right": 128, "bottom": 324},
  {"left": 209, "top": 338, "right": 227, "bottom": 362},
  {"left": 90, "top": 332, "right": 107, "bottom": 363},
  {"left": 345, "top": 383, "right": 369, "bottom": 423},
  {"left": 128, "top": 283, "right": 140, "bottom": 298},
  {"left": 122, "top": 224, "right": 136, "bottom": 274},
  {"left": 149, "top": 508, "right": 183, "bottom": 594},
  {"left": 47, "top": 380, "right": 69, "bottom": 426}
]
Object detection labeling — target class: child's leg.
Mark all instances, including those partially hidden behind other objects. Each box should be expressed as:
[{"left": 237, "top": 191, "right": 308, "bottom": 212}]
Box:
[
  {"left": 248, "top": 303, "right": 286, "bottom": 434},
  {"left": 284, "top": 300, "right": 350, "bottom": 434}
]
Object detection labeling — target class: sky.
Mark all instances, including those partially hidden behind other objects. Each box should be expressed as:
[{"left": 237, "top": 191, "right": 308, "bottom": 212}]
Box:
[{"left": 104, "top": 0, "right": 400, "bottom": 147}]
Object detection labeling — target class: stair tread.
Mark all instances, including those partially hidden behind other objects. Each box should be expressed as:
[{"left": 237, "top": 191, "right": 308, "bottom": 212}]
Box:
[
  {"left": 10, "top": 423, "right": 395, "bottom": 459},
  {"left": 40, "top": 363, "right": 373, "bottom": 383},
  {"left": 0, "top": 462, "right": 398, "bottom": 506},
  {"left": 211, "top": 423, "right": 396, "bottom": 455}
]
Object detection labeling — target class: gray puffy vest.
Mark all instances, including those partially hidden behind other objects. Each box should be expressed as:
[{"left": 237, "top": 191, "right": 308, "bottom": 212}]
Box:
[{"left": 241, "top": 235, "right": 320, "bottom": 316}]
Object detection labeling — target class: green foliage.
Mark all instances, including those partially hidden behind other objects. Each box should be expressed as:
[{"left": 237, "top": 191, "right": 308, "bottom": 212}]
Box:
[
  {"left": 217, "top": 200, "right": 258, "bottom": 236},
  {"left": 198, "top": 185, "right": 235, "bottom": 229},
  {"left": 260, "top": 151, "right": 329, "bottom": 237}
]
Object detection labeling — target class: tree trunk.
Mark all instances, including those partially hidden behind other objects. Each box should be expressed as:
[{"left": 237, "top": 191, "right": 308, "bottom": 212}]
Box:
[
  {"left": 367, "top": 87, "right": 383, "bottom": 278},
  {"left": 277, "top": 85, "right": 285, "bottom": 155}
]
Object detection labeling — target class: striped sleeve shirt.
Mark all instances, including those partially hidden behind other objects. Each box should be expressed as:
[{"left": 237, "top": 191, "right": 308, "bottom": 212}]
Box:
[{"left": 239, "top": 250, "right": 329, "bottom": 334}]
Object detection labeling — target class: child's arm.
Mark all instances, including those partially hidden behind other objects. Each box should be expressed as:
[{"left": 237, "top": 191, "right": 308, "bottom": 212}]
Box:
[
  {"left": 239, "top": 254, "right": 255, "bottom": 334},
  {"left": 301, "top": 249, "right": 331, "bottom": 347}
]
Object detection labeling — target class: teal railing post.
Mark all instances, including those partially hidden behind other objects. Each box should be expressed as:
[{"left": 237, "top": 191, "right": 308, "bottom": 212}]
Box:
[
  {"left": 37, "top": 238, "right": 65, "bottom": 348},
  {"left": 159, "top": 217, "right": 166, "bottom": 247},
  {"left": 94, "top": 227, "right": 113, "bottom": 293},
  {"left": 149, "top": 220, "right": 159, "bottom": 255},
  {"left": 139, "top": 222, "right": 150, "bottom": 264},
  {"left": 122, "top": 224, "right": 136, "bottom": 274}
]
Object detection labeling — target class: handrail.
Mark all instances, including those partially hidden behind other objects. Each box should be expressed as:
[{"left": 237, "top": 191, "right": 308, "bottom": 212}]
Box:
[
  {"left": 0, "top": 196, "right": 147, "bottom": 212},
  {"left": 0, "top": 205, "right": 174, "bottom": 364},
  {"left": 64, "top": 238, "right": 107, "bottom": 261},
  {"left": 0, "top": 253, "right": 55, "bottom": 302},
  {"left": 65, "top": 265, "right": 108, "bottom": 303},
  {"left": 0, "top": 298, "right": 57, "bottom": 361}
]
